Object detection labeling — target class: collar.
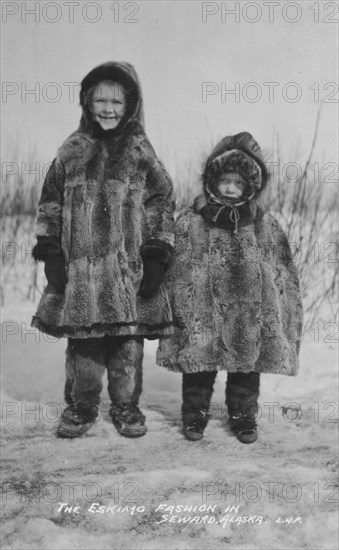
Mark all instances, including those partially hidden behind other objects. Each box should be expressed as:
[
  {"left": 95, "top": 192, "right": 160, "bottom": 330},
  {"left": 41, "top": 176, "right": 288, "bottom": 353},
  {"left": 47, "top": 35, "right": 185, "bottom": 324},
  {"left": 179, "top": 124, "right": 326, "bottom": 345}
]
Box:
[{"left": 194, "top": 192, "right": 255, "bottom": 233}]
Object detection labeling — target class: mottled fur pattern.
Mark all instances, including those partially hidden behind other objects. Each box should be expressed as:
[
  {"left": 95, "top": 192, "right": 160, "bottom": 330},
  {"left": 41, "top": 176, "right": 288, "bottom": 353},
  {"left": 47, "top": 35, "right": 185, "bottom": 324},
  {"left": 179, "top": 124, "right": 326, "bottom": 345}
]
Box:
[
  {"left": 157, "top": 133, "right": 303, "bottom": 375},
  {"left": 32, "top": 63, "right": 175, "bottom": 339}
]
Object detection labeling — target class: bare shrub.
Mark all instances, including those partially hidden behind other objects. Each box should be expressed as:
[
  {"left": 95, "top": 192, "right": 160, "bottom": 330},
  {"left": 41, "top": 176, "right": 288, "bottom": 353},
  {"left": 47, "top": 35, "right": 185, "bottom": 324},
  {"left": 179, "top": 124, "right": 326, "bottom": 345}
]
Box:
[{"left": 268, "top": 114, "right": 338, "bottom": 323}]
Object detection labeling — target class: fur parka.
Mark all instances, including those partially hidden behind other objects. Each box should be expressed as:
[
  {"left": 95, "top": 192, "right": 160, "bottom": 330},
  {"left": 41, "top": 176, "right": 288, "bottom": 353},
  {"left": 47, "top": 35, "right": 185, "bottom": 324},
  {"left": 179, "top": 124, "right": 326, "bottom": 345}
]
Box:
[
  {"left": 157, "top": 132, "right": 303, "bottom": 375},
  {"left": 31, "top": 62, "right": 175, "bottom": 339}
]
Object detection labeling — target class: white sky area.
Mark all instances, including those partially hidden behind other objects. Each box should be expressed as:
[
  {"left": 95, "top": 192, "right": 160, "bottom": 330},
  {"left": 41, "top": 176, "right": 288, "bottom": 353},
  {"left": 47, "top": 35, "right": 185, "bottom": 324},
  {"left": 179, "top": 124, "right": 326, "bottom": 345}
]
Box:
[{"left": 1, "top": 0, "right": 338, "bottom": 177}]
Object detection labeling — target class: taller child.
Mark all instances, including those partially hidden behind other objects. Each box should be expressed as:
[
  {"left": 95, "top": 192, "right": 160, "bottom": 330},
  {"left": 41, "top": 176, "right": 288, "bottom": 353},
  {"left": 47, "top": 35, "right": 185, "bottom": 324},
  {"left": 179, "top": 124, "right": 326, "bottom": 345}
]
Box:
[{"left": 32, "top": 62, "right": 175, "bottom": 439}]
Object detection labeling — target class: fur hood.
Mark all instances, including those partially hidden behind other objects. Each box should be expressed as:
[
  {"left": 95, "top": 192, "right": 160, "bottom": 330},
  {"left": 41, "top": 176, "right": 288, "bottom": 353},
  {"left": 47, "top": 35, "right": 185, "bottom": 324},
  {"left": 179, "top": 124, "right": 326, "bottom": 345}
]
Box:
[
  {"left": 157, "top": 132, "right": 303, "bottom": 376},
  {"left": 195, "top": 132, "right": 269, "bottom": 228},
  {"left": 31, "top": 62, "right": 175, "bottom": 339},
  {"left": 203, "top": 131, "right": 268, "bottom": 198},
  {"left": 78, "top": 61, "right": 144, "bottom": 135}
]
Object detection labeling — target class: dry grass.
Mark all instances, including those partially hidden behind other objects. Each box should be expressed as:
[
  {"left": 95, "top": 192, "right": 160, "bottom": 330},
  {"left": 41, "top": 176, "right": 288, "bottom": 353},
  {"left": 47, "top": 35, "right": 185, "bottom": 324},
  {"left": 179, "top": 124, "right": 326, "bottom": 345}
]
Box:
[{"left": 1, "top": 144, "right": 45, "bottom": 304}]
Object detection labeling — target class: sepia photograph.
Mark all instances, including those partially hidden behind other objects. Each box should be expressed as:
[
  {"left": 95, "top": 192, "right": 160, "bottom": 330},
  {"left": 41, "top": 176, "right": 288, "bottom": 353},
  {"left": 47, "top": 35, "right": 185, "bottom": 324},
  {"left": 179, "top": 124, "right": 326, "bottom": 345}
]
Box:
[{"left": 1, "top": 1, "right": 338, "bottom": 548}]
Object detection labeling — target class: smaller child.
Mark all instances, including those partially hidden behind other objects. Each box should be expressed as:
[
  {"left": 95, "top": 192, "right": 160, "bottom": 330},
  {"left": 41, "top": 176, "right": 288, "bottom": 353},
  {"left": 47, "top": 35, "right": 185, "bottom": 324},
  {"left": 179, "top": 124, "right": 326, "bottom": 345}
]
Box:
[{"left": 157, "top": 132, "right": 303, "bottom": 444}]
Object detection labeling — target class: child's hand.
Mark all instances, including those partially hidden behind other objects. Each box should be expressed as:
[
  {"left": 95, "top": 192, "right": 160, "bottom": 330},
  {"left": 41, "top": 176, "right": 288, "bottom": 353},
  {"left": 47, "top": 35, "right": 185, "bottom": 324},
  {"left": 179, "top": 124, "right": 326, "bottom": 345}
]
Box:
[
  {"left": 44, "top": 258, "right": 67, "bottom": 294},
  {"left": 138, "top": 258, "right": 166, "bottom": 299}
]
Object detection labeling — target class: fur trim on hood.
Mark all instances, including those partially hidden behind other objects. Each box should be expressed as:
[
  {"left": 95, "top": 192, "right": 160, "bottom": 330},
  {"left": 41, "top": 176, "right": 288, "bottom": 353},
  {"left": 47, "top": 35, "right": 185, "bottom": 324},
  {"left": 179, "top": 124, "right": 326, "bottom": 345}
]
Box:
[
  {"left": 79, "top": 61, "right": 144, "bottom": 134},
  {"left": 31, "top": 62, "right": 175, "bottom": 339},
  {"left": 195, "top": 132, "right": 269, "bottom": 228},
  {"left": 202, "top": 132, "right": 268, "bottom": 202}
]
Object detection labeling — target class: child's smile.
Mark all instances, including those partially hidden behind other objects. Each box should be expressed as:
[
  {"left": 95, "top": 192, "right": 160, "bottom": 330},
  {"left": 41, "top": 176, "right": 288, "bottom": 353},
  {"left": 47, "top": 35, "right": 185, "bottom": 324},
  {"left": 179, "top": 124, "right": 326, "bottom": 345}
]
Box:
[{"left": 90, "top": 81, "right": 127, "bottom": 130}]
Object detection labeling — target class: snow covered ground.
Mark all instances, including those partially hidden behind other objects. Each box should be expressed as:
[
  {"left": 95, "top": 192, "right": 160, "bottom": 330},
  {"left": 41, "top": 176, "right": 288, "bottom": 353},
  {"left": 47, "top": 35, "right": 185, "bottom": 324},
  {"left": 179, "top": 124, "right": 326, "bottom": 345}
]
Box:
[{"left": 1, "top": 297, "right": 338, "bottom": 550}]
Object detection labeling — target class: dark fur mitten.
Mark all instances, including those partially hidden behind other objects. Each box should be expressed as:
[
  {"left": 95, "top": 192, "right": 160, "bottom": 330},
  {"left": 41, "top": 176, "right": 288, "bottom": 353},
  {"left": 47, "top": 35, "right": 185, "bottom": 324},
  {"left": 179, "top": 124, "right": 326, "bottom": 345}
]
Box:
[
  {"left": 44, "top": 258, "right": 67, "bottom": 294},
  {"left": 32, "top": 236, "right": 67, "bottom": 293},
  {"left": 138, "top": 258, "right": 165, "bottom": 299},
  {"left": 32, "top": 236, "right": 63, "bottom": 262}
]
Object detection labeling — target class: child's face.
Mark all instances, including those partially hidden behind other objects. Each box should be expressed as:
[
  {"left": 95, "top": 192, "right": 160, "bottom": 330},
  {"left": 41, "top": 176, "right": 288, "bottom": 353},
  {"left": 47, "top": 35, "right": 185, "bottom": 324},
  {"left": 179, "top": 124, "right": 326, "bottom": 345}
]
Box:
[
  {"left": 217, "top": 173, "right": 247, "bottom": 199},
  {"left": 89, "top": 81, "right": 127, "bottom": 130}
]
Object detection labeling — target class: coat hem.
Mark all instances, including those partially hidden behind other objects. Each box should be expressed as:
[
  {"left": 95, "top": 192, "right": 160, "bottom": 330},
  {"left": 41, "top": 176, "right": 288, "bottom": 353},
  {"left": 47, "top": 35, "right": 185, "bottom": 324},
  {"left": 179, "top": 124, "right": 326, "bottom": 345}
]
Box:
[
  {"left": 31, "top": 316, "right": 173, "bottom": 340},
  {"left": 156, "top": 357, "right": 298, "bottom": 376}
]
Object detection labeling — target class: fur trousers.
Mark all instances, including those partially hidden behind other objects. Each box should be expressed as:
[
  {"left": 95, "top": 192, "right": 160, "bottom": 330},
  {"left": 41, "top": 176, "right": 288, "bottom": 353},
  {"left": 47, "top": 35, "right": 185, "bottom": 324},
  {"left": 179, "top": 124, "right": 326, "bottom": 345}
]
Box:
[{"left": 64, "top": 336, "right": 144, "bottom": 407}]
